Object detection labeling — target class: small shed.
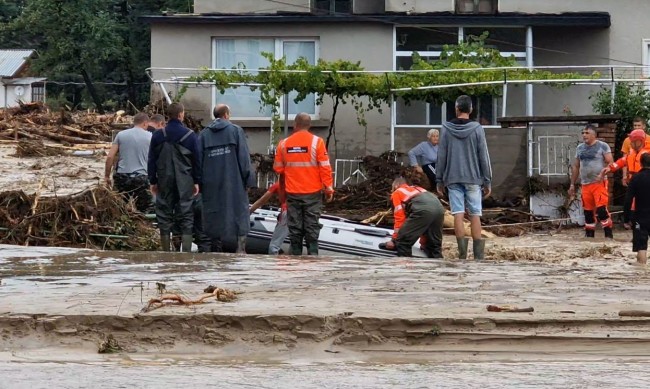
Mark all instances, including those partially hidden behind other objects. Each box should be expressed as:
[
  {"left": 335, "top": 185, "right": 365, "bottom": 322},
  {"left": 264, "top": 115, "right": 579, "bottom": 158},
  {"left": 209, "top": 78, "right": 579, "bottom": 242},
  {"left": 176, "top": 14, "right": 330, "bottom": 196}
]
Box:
[{"left": 0, "top": 49, "right": 46, "bottom": 108}]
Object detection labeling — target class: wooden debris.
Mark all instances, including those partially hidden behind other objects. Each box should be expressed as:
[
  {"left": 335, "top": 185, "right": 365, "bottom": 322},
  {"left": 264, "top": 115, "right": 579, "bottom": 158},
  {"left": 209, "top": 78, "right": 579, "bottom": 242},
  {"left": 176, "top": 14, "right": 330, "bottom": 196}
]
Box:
[
  {"left": 141, "top": 286, "right": 238, "bottom": 313},
  {"left": 619, "top": 310, "right": 650, "bottom": 317},
  {"left": 98, "top": 334, "right": 123, "bottom": 354},
  {"left": 487, "top": 305, "right": 534, "bottom": 313}
]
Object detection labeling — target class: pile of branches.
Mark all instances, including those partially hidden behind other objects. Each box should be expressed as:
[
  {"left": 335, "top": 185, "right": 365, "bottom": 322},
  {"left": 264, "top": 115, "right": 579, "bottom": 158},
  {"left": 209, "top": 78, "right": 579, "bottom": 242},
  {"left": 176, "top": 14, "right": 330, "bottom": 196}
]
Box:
[
  {"left": 325, "top": 151, "right": 420, "bottom": 218},
  {"left": 0, "top": 185, "right": 158, "bottom": 250},
  {"left": 0, "top": 102, "right": 132, "bottom": 145}
]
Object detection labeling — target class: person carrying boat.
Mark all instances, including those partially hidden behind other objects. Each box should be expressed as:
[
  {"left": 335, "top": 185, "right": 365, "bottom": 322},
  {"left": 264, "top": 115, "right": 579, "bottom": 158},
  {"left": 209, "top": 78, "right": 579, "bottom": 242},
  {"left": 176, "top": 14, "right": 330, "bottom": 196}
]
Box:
[
  {"left": 199, "top": 104, "right": 255, "bottom": 253},
  {"left": 249, "top": 175, "right": 289, "bottom": 255},
  {"left": 382, "top": 177, "right": 445, "bottom": 258},
  {"left": 568, "top": 124, "right": 614, "bottom": 239},
  {"left": 148, "top": 103, "right": 201, "bottom": 252},
  {"left": 408, "top": 129, "right": 439, "bottom": 189},
  {"left": 273, "top": 113, "right": 334, "bottom": 255},
  {"left": 104, "top": 112, "right": 152, "bottom": 213}
]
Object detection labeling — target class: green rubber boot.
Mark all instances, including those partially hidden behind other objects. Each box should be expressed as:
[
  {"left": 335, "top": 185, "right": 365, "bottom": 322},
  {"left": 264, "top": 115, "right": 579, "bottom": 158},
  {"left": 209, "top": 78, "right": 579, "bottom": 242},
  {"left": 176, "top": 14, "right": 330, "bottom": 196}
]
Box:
[
  {"left": 181, "top": 234, "right": 193, "bottom": 253},
  {"left": 456, "top": 237, "right": 469, "bottom": 259},
  {"left": 160, "top": 231, "right": 171, "bottom": 252},
  {"left": 473, "top": 239, "right": 486, "bottom": 261}
]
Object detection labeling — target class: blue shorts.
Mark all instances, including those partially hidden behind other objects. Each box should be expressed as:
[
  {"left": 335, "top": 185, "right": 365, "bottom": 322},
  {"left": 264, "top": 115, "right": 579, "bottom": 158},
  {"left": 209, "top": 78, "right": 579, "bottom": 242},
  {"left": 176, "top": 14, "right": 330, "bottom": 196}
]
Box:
[{"left": 447, "top": 183, "right": 483, "bottom": 216}]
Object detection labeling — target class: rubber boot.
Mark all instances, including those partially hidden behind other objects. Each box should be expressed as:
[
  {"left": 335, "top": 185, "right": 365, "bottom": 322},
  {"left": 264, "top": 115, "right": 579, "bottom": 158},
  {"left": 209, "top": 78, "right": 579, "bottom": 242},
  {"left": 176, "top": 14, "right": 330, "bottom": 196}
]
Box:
[
  {"left": 473, "top": 239, "right": 486, "bottom": 261},
  {"left": 585, "top": 230, "right": 595, "bottom": 238},
  {"left": 604, "top": 227, "right": 614, "bottom": 239},
  {"left": 290, "top": 243, "right": 303, "bottom": 255},
  {"left": 181, "top": 234, "right": 193, "bottom": 253},
  {"left": 307, "top": 241, "right": 319, "bottom": 255},
  {"left": 160, "top": 231, "right": 171, "bottom": 252},
  {"left": 456, "top": 237, "right": 469, "bottom": 259},
  {"left": 236, "top": 236, "right": 247, "bottom": 254}
]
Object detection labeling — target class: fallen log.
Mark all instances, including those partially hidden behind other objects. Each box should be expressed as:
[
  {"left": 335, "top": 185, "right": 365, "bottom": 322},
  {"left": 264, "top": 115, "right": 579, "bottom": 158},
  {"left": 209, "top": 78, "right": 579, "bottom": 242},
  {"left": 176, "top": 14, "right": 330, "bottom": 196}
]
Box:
[
  {"left": 619, "top": 310, "right": 650, "bottom": 317},
  {"left": 27, "top": 127, "right": 101, "bottom": 144},
  {"left": 59, "top": 125, "right": 102, "bottom": 139},
  {"left": 443, "top": 211, "right": 496, "bottom": 239}
]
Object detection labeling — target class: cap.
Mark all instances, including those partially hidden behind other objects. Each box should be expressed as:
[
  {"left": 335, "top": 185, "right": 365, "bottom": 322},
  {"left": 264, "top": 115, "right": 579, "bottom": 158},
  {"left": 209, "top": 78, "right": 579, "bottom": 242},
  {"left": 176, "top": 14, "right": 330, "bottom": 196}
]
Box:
[{"left": 629, "top": 129, "right": 646, "bottom": 142}]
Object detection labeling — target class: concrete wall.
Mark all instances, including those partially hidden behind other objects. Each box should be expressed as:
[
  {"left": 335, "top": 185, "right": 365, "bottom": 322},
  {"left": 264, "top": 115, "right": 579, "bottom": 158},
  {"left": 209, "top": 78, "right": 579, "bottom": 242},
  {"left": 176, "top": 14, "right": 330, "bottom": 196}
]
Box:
[
  {"left": 150, "top": 22, "right": 393, "bottom": 159},
  {"left": 385, "top": 0, "right": 453, "bottom": 13},
  {"left": 0, "top": 83, "right": 33, "bottom": 108},
  {"left": 194, "top": 0, "right": 311, "bottom": 14},
  {"left": 355, "top": 0, "right": 385, "bottom": 14}
]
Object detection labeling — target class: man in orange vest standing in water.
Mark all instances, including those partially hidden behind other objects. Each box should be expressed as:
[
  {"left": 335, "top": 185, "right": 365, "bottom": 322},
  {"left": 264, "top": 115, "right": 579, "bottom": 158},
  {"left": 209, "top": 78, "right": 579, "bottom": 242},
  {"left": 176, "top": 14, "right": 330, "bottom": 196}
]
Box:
[{"left": 274, "top": 113, "right": 334, "bottom": 255}]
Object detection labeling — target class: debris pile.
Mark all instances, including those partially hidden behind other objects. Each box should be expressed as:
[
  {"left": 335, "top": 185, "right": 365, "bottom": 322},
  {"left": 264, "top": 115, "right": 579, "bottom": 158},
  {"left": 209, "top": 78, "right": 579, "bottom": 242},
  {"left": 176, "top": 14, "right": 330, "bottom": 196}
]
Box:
[
  {"left": 0, "top": 101, "right": 131, "bottom": 145},
  {"left": 0, "top": 185, "right": 158, "bottom": 250}
]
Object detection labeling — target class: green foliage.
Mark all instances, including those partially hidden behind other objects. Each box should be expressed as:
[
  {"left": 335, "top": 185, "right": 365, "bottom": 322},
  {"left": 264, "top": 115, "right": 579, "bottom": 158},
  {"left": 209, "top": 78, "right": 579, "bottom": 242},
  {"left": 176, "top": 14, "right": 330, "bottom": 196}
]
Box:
[
  {"left": 0, "top": 0, "right": 193, "bottom": 110},
  {"left": 591, "top": 83, "right": 650, "bottom": 153},
  {"left": 193, "top": 35, "right": 584, "bottom": 145}
]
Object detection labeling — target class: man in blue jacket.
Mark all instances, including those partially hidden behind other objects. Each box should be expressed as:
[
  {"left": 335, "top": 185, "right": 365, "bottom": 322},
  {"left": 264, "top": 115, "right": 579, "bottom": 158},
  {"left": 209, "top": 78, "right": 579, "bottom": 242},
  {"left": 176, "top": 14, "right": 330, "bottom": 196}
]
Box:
[
  {"left": 199, "top": 104, "right": 254, "bottom": 253},
  {"left": 148, "top": 103, "right": 201, "bottom": 252},
  {"left": 436, "top": 95, "right": 492, "bottom": 260}
]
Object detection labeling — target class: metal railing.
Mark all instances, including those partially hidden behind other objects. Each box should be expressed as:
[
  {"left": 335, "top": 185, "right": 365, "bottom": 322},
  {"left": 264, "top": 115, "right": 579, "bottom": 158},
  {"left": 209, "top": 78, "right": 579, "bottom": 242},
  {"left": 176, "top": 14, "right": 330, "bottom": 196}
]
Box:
[
  {"left": 536, "top": 135, "right": 577, "bottom": 176},
  {"left": 334, "top": 159, "right": 367, "bottom": 188}
]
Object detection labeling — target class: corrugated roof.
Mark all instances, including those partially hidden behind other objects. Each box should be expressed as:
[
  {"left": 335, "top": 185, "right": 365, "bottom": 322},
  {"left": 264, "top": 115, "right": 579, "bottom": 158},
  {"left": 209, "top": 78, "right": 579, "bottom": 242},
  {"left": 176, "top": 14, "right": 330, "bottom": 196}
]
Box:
[{"left": 0, "top": 50, "right": 35, "bottom": 77}]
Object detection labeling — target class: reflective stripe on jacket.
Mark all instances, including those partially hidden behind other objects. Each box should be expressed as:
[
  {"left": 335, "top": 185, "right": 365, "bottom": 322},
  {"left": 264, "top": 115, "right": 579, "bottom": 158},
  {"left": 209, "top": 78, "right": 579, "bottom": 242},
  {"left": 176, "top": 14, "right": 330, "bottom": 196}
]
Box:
[
  {"left": 273, "top": 130, "right": 333, "bottom": 194},
  {"left": 391, "top": 184, "right": 426, "bottom": 239}
]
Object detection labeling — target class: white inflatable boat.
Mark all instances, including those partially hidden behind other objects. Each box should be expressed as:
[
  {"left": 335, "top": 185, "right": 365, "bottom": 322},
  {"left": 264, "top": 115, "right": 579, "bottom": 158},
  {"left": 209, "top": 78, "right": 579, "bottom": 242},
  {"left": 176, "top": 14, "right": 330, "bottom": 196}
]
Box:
[{"left": 247, "top": 207, "right": 426, "bottom": 257}]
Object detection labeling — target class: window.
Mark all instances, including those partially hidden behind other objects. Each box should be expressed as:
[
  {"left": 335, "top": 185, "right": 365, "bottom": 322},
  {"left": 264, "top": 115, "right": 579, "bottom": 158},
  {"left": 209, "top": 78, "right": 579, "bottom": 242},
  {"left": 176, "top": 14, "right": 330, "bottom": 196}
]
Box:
[
  {"left": 31, "top": 83, "right": 45, "bottom": 103},
  {"left": 394, "top": 26, "right": 526, "bottom": 126},
  {"left": 312, "top": 0, "right": 352, "bottom": 14},
  {"left": 213, "top": 38, "right": 318, "bottom": 118},
  {"left": 456, "top": 0, "right": 497, "bottom": 14}
]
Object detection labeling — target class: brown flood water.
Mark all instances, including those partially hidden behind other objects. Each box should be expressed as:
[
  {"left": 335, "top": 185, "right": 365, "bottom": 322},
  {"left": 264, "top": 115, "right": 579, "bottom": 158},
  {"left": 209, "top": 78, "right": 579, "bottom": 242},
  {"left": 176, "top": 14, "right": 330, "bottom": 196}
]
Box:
[{"left": 2, "top": 243, "right": 650, "bottom": 388}]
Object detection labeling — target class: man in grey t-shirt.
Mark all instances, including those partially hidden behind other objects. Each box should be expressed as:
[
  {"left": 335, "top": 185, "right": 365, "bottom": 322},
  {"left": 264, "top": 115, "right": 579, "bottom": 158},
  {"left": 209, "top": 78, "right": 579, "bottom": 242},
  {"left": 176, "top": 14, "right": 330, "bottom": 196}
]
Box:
[
  {"left": 568, "top": 124, "right": 614, "bottom": 238},
  {"left": 105, "top": 112, "right": 152, "bottom": 212}
]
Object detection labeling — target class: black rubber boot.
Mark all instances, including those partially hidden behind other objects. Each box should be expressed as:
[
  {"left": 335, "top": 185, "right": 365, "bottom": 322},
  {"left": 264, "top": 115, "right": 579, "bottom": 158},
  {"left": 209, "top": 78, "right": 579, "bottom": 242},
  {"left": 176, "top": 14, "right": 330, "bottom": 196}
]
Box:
[
  {"left": 604, "top": 227, "right": 614, "bottom": 239},
  {"left": 290, "top": 243, "right": 303, "bottom": 255},
  {"left": 307, "top": 241, "right": 319, "bottom": 255},
  {"left": 456, "top": 237, "right": 469, "bottom": 259},
  {"left": 585, "top": 230, "right": 595, "bottom": 238},
  {"left": 473, "top": 239, "right": 486, "bottom": 260},
  {"left": 160, "top": 231, "right": 171, "bottom": 252},
  {"left": 181, "top": 234, "right": 193, "bottom": 253}
]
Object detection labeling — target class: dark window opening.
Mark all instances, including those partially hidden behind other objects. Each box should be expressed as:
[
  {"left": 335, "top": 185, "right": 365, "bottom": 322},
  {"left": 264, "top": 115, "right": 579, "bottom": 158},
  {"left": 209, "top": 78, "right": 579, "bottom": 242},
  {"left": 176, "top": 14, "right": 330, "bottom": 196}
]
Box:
[
  {"left": 31, "top": 83, "right": 45, "bottom": 103},
  {"left": 312, "top": 0, "right": 352, "bottom": 14},
  {"left": 455, "top": 0, "right": 497, "bottom": 14}
]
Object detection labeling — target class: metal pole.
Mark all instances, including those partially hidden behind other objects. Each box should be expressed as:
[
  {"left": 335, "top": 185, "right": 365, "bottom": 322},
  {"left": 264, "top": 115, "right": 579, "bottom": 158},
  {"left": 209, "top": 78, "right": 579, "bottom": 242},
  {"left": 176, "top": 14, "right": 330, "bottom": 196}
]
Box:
[
  {"left": 158, "top": 82, "right": 172, "bottom": 105},
  {"left": 390, "top": 94, "right": 396, "bottom": 150},
  {"left": 283, "top": 94, "right": 289, "bottom": 138},
  {"left": 610, "top": 67, "right": 616, "bottom": 114},
  {"left": 501, "top": 69, "right": 508, "bottom": 118},
  {"left": 525, "top": 26, "right": 534, "bottom": 116}
]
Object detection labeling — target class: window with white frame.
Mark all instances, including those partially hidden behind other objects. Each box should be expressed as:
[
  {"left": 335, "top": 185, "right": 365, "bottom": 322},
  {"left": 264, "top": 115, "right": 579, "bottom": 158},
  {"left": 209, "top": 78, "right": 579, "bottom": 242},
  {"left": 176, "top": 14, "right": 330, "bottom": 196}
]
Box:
[
  {"left": 394, "top": 26, "right": 526, "bottom": 126},
  {"left": 213, "top": 38, "right": 318, "bottom": 119},
  {"left": 642, "top": 38, "right": 650, "bottom": 77},
  {"left": 456, "top": 0, "right": 498, "bottom": 14}
]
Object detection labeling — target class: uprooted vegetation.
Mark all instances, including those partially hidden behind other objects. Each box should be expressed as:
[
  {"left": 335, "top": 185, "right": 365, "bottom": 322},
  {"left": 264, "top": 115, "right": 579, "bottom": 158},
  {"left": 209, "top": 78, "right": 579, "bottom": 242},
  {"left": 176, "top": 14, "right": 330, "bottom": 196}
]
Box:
[{"left": 0, "top": 185, "right": 158, "bottom": 250}]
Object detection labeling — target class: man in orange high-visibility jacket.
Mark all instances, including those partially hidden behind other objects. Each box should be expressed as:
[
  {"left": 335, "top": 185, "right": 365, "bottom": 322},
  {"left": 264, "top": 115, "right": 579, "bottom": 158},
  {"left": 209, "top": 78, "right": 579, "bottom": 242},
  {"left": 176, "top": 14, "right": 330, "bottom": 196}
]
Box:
[
  {"left": 274, "top": 113, "right": 334, "bottom": 255},
  {"left": 382, "top": 177, "right": 445, "bottom": 258},
  {"left": 619, "top": 118, "right": 650, "bottom": 186},
  {"left": 605, "top": 129, "right": 650, "bottom": 181}
]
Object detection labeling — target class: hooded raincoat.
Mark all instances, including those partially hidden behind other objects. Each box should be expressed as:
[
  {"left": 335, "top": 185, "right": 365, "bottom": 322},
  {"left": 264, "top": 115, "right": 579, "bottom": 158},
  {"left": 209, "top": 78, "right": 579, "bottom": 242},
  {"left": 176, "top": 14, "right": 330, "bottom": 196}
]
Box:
[{"left": 199, "top": 119, "right": 255, "bottom": 242}]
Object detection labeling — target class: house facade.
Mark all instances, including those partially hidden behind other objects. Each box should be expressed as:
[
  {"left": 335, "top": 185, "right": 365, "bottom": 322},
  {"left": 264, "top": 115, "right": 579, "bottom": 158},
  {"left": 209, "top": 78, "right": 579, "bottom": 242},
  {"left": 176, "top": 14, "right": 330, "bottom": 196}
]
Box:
[
  {"left": 0, "top": 50, "right": 46, "bottom": 108},
  {"left": 145, "top": 0, "right": 650, "bottom": 199}
]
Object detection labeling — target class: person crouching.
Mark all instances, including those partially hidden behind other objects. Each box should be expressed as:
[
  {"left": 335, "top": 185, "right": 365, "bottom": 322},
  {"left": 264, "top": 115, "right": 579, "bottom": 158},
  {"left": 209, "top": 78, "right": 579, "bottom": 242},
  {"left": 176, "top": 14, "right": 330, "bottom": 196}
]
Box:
[{"left": 384, "top": 177, "right": 445, "bottom": 258}]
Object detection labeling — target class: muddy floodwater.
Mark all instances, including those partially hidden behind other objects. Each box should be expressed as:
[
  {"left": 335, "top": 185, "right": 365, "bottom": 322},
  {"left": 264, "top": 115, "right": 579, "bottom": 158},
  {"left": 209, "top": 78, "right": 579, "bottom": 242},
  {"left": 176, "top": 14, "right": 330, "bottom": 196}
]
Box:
[
  {"left": 1, "top": 236, "right": 650, "bottom": 388},
  {"left": 2, "top": 361, "right": 650, "bottom": 388}
]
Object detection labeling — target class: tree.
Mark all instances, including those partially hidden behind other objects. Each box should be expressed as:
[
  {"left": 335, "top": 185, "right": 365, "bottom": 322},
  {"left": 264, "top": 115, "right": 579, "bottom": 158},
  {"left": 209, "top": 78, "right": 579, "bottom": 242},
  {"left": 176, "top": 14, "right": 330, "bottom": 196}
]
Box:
[{"left": 591, "top": 83, "right": 650, "bottom": 155}]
